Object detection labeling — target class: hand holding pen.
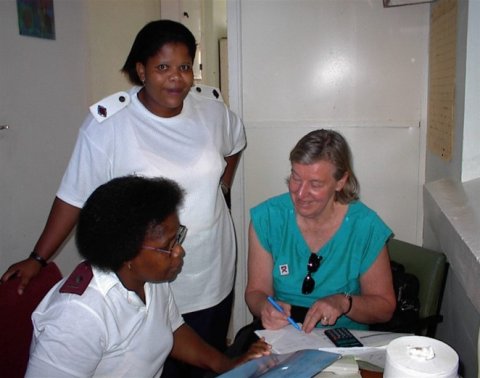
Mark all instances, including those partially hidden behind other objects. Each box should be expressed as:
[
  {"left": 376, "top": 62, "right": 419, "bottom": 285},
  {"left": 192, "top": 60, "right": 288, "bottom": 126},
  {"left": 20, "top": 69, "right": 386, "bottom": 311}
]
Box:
[{"left": 267, "top": 296, "right": 302, "bottom": 331}]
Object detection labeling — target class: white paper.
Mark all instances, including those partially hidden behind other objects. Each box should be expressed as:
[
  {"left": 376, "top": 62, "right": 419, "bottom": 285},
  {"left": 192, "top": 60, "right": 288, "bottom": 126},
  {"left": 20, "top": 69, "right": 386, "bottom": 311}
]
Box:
[{"left": 255, "top": 325, "right": 410, "bottom": 369}]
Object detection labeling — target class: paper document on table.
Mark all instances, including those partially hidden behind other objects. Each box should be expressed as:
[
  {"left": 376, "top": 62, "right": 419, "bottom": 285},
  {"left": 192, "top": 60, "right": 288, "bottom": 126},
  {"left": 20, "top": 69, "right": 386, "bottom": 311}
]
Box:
[
  {"left": 255, "top": 325, "right": 409, "bottom": 368},
  {"left": 324, "top": 347, "right": 386, "bottom": 369},
  {"left": 255, "top": 325, "right": 328, "bottom": 354},
  {"left": 315, "top": 355, "right": 361, "bottom": 378},
  {"left": 354, "top": 330, "right": 410, "bottom": 347}
]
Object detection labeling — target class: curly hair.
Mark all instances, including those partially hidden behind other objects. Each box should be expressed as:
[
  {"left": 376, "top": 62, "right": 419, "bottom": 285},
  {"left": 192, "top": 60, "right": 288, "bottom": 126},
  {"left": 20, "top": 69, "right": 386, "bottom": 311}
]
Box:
[
  {"left": 76, "top": 176, "right": 185, "bottom": 272},
  {"left": 121, "top": 19, "right": 197, "bottom": 86},
  {"left": 289, "top": 129, "right": 360, "bottom": 203}
]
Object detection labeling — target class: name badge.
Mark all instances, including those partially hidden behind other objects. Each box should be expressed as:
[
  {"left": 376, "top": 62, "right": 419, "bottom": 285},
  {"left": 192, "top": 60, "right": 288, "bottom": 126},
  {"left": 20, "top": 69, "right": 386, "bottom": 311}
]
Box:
[{"left": 279, "top": 264, "right": 289, "bottom": 276}]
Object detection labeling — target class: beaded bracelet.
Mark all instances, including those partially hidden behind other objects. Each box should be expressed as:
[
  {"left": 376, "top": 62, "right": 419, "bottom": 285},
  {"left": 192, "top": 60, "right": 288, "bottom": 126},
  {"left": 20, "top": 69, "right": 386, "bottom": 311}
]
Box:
[{"left": 29, "top": 251, "right": 48, "bottom": 267}]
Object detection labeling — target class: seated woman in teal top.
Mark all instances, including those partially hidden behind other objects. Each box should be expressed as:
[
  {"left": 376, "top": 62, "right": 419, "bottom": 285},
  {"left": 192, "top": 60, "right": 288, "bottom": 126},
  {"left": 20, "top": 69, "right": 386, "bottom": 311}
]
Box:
[{"left": 245, "top": 129, "right": 396, "bottom": 333}]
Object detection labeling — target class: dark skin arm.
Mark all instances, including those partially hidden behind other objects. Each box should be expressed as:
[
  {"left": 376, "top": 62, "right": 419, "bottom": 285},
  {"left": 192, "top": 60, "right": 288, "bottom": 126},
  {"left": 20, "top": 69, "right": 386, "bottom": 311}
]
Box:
[
  {"left": 221, "top": 152, "right": 242, "bottom": 190},
  {"left": 170, "top": 324, "right": 271, "bottom": 373},
  {"left": 1, "top": 197, "right": 80, "bottom": 294}
]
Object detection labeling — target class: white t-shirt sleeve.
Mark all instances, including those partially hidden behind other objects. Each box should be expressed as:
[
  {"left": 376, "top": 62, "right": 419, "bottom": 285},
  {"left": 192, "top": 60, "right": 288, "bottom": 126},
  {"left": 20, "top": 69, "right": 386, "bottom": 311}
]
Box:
[
  {"left": 224, "top": 107, "right": 246, "bottom": 157},
  {"left": 26, "top": 301, "right": 105, "bottom": 377},
  {"left": 56, "top": 120, "right": 112, "bottom": 208}
]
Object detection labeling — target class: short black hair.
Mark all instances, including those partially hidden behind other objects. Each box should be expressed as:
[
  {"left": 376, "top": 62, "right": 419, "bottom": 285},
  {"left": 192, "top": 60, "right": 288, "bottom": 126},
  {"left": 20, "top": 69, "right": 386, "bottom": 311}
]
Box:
[
  {"left": 121, "top": 19, "right": 197, "bottom": 86},
  {"left": 76, "top": 176, "right": 184, "bottom": 271}
]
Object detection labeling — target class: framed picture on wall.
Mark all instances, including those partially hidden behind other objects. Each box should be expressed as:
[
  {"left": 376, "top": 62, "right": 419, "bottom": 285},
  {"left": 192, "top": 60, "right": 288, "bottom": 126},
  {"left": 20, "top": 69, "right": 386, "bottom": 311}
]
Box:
[
  {"left": 383, "top": 0, "right": 436, "bottom": 7},
  {"left": 17, "top": 0, "right": 55, "bottom": 40}
]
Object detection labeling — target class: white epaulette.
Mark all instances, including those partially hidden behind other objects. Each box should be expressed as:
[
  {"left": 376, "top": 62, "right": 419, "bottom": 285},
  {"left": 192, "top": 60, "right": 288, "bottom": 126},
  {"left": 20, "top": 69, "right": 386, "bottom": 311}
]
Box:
[
  {"left": 89, "top": 91, "right": 130, "bottom": 123},
  {"left": 191, "top": 84, "right": 224, "bottom": 102}
]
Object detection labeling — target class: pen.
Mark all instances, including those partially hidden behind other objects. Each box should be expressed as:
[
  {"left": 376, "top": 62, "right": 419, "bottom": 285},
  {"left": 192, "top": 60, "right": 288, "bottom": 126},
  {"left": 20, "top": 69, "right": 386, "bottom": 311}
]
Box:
[{"left": 267, "top": 296, "right": 302, "bottom": 331}]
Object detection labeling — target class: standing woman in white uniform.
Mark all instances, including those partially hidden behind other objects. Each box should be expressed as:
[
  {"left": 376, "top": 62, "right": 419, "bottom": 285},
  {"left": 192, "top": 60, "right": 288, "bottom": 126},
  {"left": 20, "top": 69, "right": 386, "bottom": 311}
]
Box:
[{"left": 2, "top": 20, "right": 245, "bottom": 377}]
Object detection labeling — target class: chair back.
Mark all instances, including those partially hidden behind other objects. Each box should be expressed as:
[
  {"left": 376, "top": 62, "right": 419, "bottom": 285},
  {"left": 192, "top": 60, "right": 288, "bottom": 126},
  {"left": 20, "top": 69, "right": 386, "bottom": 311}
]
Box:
[
  {"left": 0, "top": 262, "right": 62, "bottom": 378},
  {"left": 388, "top": 239, "right": 448, "bottom": 337}
]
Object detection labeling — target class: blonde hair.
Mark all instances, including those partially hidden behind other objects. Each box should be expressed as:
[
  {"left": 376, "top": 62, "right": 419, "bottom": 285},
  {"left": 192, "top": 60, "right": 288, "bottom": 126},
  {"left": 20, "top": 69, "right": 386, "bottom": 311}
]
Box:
[{"left": 289, "top": 129, "right": 359, "bottom": 203}]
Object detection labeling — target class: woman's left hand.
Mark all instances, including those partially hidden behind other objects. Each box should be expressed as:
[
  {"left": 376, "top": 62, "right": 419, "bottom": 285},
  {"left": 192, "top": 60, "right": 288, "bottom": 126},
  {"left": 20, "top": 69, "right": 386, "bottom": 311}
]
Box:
[{"left": 302, "top": 294, "right": 348, "bottom": 333}]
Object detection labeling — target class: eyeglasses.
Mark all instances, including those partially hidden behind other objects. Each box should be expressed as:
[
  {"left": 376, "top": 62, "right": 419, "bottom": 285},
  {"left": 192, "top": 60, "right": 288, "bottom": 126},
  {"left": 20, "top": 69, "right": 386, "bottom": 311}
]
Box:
[
  {"left": 301, "top": 253, "right": 322, "bottom": 294},
  {"left": 142, "top": 225, "right": 187, "bottom": 255}
]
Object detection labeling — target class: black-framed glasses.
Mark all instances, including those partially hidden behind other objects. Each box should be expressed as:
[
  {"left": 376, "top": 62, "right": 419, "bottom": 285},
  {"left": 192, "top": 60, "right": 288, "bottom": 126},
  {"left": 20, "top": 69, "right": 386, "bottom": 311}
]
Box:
[
  {"left": 301, "top": 253, "right": 323, "bottom": 294},
  {"left": 142, "top": 225, "right": 188, "bottom": 255}
]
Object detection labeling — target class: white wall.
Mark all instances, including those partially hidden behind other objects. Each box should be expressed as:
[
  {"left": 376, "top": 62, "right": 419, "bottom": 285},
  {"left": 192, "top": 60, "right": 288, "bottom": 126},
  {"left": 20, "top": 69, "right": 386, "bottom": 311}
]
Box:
[
  {"left": 423, "top": 1, "right": 480, "bottom": 377},
  {"left": 0, "top": 1, "right": 161, "bottom": 276},
  {"left": 461, "top": 0, "right": 480, "bottom": 183},
  {"left": 228, "top": 0, "right": 430, "bottom": 334},
  {"left": 85, "top": 0, "right": 161, "bottom": 103},
  {"left": 0, "top": 0, "right": 89, "bottom": 275},
  {"left": 239, "top": 0, "right": 429, "bottom": 242}
]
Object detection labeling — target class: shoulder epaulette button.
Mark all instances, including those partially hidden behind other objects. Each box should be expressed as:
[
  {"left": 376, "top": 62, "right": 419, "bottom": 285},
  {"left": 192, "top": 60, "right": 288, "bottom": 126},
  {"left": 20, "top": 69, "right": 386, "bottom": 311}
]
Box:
[
  {"left": 192, "top": 84, "right": 223, "bottom": 102},
  {"left": 89, "top": 91, "right": 130, "bottom": 123}
]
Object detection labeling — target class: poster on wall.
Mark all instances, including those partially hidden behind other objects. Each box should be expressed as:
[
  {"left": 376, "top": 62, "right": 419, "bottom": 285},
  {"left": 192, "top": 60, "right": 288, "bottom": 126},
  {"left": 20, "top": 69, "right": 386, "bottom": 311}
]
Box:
[
  {"left": 427, "top": 0, "right": 456, "bottom": 161},
  {"left": 17, "top": 0, "right": 55, "bottom": 40}
]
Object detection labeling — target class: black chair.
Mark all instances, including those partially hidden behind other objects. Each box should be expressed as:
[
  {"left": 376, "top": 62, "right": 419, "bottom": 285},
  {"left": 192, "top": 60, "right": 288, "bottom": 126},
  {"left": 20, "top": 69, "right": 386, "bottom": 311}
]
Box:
[{"left": 385, "top": 238, "right": 448, "bottom": 337}]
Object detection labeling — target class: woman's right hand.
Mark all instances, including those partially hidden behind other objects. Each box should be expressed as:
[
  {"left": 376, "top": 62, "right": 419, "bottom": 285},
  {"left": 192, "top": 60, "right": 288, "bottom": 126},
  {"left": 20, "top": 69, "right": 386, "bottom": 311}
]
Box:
[
  {"left": 1, "top": 258, "right": 42, "bottom": 295},
  {"left": 1, "top": 197, "right": 81, "bottom": 295},
  {"left": 260, "top": 299, "right": 292, "bottom": 330}
]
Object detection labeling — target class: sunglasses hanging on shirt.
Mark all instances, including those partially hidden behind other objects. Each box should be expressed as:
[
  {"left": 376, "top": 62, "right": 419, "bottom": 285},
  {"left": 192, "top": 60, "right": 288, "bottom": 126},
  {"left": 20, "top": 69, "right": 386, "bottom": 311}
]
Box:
[{"left": 301, "top": 253, "right": 323, "bottom": 294}]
